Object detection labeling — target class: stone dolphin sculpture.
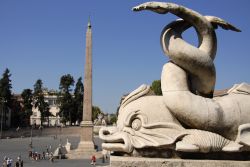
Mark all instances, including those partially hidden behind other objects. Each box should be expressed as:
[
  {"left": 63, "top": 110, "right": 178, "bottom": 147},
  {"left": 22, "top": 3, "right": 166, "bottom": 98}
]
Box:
[
  {"left": 133, "top": 2, "right": 240, "bottom": 98},
  {"left": 133, "top": 1, "right": 248, "bottom": 140},
  {"left": 99, "top": 2, "right": 250, "bottom": 157},
  {"left": 100, "top": 85, "right": 250, "bottom": 156}
]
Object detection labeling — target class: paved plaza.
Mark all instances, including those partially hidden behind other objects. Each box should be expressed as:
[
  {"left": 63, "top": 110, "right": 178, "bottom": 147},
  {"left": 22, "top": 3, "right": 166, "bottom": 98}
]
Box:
[{"left": 0, "top": 135, "right": 109, "bottom": 167}]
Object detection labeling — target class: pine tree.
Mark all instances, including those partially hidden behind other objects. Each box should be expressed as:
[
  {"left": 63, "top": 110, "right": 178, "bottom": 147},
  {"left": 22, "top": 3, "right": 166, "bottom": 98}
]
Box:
[
  {"left": 73, "top": 77, "right": 84, "bottom": 124},
  {"left": 58, "top": 74, "right": 74, "bottom": 125},
  {"left": 33, "top": 79, "right": 51, "bottom": 126},
  {"left": 21, "top": 89, "right": 33, "bottom": 125},
  {"left": 0, "top": 68, "right": 12, "bottom": 128},
  {"left": 0, "top": 69, "right": 12, "bottom": 106}
]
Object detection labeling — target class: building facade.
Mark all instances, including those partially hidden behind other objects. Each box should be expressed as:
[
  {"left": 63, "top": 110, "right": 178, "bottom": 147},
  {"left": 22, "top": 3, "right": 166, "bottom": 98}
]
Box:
[{"left": 30, "top": 92, "right": 61, "bottom": 126}]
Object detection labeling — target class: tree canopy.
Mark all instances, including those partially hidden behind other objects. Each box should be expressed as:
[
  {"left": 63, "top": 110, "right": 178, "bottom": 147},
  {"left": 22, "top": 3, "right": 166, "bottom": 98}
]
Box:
[
  {"left": 73, "top": 77, "right": 84, "bottom": 124},
  {"left": 109, "top": 113, "right": 117, "bottom": 125},
  {"left": 0, "top": 68, "right": 12, "bottom": 107},
  {"left": 92, "top": 106, "right": 102, "bottom": 122},
  {"left": 59, "top": 74, "right": 74, "bottom": 93},
  {"left": 0, "top": 69, "right": 106, "bottom": 128},
  {"left": 33, "top": 79, "right": 51, "bottom": 126},
  {"left": 21, "top": 89, "right": 33, "bottom": 114},
  {"left": 21, "top": 89, "right": 33, "bottom": 126},
  {"left": 150, "top": 80, "right": 162, "bottom": 95},
  {"left": 58, "top": 74, "right": 75, "bottom": 125},
  {"left": 0, "top": 68, "right": 12, "bottom": 128}
]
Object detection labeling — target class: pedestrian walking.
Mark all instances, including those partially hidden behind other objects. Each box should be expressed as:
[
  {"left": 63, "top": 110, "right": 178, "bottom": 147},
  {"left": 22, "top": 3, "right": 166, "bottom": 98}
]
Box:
[
  {"left": 46, "top": 145, "right": 49, "bottom": 153},
  {"left": 20, "top": 160, "right": 23, "bottom": 167},
  {"left": 102, "top": 154, "right": 105, "bottom": 163},
  {"left": 15, "top": 160, "right": 19, "bottom": 167},
  {"left": 42, "top": 151, "right": 45, "bottom": 159},
  {"left": 91, "top": 155, "right": 96, "bottom": 165},
  {"left": 15, "top": 156, "right": 21, "bottom": 167},
  {"left": 2, "top": 158, "right": 7, "bottom": 167},
  {"left": 28, "top": 151, "right": 32, "bottom": 160},
  {"left": 49, "top": 152, "right": 54, "bottom": 163},
  {"left": 6, "top": 158, "right": 10, "bottom": 167}
]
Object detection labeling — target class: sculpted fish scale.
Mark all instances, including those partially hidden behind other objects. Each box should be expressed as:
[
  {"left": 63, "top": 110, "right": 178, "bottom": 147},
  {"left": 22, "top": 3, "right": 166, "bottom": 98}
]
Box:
[{"left": 182, "top": 130, "right": 230, "bottom": 152}]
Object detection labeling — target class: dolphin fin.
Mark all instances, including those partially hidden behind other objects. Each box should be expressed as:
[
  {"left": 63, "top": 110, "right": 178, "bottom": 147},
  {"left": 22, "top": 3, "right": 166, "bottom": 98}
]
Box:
[
  {"left": 120, "top": 84, "right": 151, "bottom": 109},
  {"left": 227, "top": 83, "right": 250, "bottom": 95},
  {"left": 205, "top": 16, "right": 241, "bottom": 32}
]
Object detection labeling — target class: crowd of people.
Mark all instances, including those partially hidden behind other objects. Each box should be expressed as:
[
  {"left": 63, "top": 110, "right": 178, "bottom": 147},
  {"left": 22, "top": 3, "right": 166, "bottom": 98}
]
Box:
[
  {"left": 2, "top": 156, "right": 23, "bottom": 167},
  {"left": 2, "top": 138, "right": 110, "bottom": 167},
  {"left": 28, "top": 150, "right": 54, "bottom": 162},
  {"left": 28, "top": 145, "right": 54, "bottom": 162},
  {"left": 2, "top": 147, "right": 55, "bottom": 167}
]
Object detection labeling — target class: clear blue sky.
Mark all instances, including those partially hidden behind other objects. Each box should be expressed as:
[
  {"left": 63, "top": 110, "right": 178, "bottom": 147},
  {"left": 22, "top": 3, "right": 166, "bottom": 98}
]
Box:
[{"left": 0, "top": 0, "right": 250, "bottom": 113}]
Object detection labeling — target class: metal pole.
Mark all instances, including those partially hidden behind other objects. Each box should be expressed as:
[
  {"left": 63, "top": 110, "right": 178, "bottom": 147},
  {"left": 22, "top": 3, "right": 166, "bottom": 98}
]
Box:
[
  {"left": 30, "top": 125, "right": 33, "bottom": 148},
  {"left": 59, "top": 125, "right": 62, "bottom": 145},
  {"left": 55, "top": 122, "right": 57, "bottom": 139}
]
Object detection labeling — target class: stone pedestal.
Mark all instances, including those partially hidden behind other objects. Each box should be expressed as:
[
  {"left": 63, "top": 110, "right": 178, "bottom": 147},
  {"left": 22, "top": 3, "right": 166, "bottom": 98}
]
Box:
[
  {"left": 66, "top": 144, "right": 101, "bottom": 159},
  {"left": 80, "top": 121, "right": 94, "bottom": 142},
  {"left": 110, "top": 156, "right": 250, "bottom": 167},
  {"left": 67, "top": 121, "right": 100, "bottom": 159},
  {"left": 66, "top": 142, "right": 97, "bottom": 159}
]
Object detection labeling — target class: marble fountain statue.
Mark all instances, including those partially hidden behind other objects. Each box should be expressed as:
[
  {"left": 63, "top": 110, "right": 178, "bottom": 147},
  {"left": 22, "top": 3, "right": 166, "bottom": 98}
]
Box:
[{"left": 99, "top": 2, "right": 250, "bottom": 158}]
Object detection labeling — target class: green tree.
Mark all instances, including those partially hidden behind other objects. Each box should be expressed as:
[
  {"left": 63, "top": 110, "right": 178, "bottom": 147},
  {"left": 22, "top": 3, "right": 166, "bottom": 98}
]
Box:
[
  {"left": 92, "top": 106, "right": 102, "bottom": 122},
  {"left": 33, "top": 79, "right": 51, "bottom": 126},
  {"left": 73, "top": 77, "right": 84, "bottom": 124},
  {"left": 43, "top": 101, "right": 52, "bottom": 126},
  {"left": 21, "top": 89, "right": 33, "bottom": 125},
  {"left": 0, "top": 68, "right": 12, "bottom": 128},
  {"left": 150, "top": 80, "right": 162, "bottom": 95},
  {"left": 10, "top": 98, "right": 23, "bottom": 127},
  {"left": 109, "top": 113, "right": 117, "bottom": 125},
  {"left": 58, "top": 74, "right": 74, "bottom": 125}
]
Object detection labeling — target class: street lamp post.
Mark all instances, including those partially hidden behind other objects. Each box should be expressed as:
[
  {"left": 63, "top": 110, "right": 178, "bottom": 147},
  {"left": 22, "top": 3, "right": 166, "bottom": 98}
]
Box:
[
  {"left": 59, "top": 124, "right": 62, "bottom": 146},
  {"left": 30, "top": 124, "right": 33, "bottom": 148}
]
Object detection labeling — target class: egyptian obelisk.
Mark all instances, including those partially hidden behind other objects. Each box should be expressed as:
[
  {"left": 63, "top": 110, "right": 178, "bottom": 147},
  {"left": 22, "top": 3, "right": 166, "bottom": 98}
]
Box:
[
  {"left": 67, "top": 19, "right": 96, "bottom": 159},
  {"left": 80, "top": 18, "right": 95, "bottom": 149}
]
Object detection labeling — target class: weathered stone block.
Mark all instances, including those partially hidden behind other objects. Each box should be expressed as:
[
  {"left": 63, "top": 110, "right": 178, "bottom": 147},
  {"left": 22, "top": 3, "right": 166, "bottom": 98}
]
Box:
[{"left": 110, "top": 156, "right": 250, "bottom": 167}]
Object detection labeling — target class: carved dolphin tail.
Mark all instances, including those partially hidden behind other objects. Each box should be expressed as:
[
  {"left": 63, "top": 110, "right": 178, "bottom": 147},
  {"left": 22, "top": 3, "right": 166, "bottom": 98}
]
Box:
[{"left": 133, "top": 2, "right": 240, "bottom": 98}]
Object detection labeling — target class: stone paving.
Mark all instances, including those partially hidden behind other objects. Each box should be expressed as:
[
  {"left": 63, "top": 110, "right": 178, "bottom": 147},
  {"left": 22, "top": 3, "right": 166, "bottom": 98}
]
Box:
[{"left": 0, "top": 136, "right": 109, "bottom": 167}]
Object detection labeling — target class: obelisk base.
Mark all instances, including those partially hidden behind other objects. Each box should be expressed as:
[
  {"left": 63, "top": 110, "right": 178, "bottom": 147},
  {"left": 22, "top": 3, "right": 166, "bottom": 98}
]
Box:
[{"left": 67, "top": 121, "right": 101, "bottom": 159}]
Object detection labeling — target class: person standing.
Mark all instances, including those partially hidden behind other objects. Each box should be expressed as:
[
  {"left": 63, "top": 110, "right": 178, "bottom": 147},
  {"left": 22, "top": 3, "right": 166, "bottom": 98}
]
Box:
[
  {"left": 42, "top": 151, "right": 45, "bottom": 159},
  {"left": 91, "top": 155, "right": 96, "bottom": 165},
  {"left": 49, "top": 152, "right": 54, "bottom": 163},
  {"left": 14, "top": 161, "right": 19, "bottom": 167},
  {"left": 20, "top": 160, "right": 23, "bottom": 167},
  {"left": 6, "top": 158, "right": 10, "bottom": 167},
  {"left": 2, "top": 159, "right": 7, "bottom": 167}
]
